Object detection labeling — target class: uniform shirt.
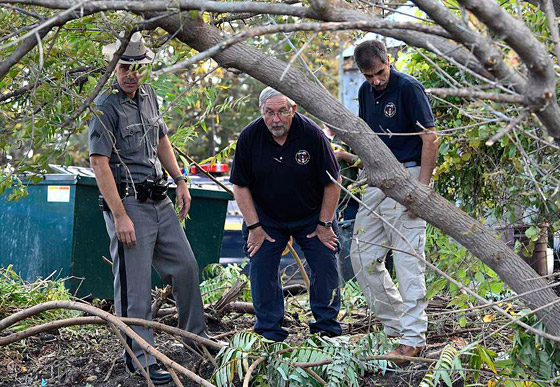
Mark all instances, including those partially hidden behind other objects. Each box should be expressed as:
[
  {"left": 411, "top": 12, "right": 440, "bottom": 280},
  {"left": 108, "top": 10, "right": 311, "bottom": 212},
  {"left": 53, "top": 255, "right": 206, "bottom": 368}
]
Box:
[
  {"left": 88, "top": 81, "right": 168, "bottom": 184},
  {"left": 358, "top": 67, "right": 435, "bottom": 163},
  {"left": 230, "top": 113, "right": 340, "bottom": 221}
]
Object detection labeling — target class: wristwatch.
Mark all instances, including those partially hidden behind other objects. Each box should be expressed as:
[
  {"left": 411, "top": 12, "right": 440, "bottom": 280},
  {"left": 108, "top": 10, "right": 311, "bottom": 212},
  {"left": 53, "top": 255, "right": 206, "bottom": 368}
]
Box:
[
  {"left": 173, "top": 175, "right": 187, "bottom": 184},
  {"left": 318, "top": 220, "right": 333, "bottom": 228}
]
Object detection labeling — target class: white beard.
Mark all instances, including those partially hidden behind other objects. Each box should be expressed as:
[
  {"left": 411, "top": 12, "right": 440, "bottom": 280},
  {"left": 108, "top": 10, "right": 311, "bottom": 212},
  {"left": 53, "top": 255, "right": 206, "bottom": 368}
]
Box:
[{"left": 269, "top": 125, "right": 288, "bottom": 138}]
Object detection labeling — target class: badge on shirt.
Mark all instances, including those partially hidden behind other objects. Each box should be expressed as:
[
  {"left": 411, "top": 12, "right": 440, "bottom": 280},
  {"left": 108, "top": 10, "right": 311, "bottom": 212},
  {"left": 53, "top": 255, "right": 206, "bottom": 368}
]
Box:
[
  {"left": 384, "top": 102, "right": 397, "bottom": 118},
  {"left": 295, "top": 150, "right": 310, "bottom": 165}
]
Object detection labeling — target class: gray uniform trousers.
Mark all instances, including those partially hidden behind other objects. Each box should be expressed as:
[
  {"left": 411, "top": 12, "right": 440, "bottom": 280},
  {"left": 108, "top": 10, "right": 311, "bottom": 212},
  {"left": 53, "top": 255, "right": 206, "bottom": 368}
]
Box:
[
  {"left": 350, "top": 166, "right": 428, "bottom": 347},
  {"left": 104, "top": 195, "right": 206, "bottom": 371}
]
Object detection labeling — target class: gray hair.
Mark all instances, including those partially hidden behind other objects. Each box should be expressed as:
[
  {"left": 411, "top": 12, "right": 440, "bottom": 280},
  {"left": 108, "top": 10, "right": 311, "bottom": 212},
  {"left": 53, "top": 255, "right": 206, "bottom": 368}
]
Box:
[{"left": 258, "top": 87, "right": 296, "bottom": 108}]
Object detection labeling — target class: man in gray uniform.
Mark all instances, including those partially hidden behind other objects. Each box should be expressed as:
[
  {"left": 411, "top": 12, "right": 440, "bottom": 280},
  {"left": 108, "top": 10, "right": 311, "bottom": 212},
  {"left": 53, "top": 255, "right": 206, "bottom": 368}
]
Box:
[{"left": 89, "top": 32, "right": 208, "bottom": 384}]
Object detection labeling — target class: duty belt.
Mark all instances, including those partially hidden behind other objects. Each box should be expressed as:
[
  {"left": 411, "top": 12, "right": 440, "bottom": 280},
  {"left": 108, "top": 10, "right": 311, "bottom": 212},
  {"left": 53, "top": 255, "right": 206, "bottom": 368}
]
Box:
[
  {"left": 98, "top": 179, "right": 169, "bottom": 212},
  {"left": 119, "top": 179, "right": 169, "bottom": 202}
]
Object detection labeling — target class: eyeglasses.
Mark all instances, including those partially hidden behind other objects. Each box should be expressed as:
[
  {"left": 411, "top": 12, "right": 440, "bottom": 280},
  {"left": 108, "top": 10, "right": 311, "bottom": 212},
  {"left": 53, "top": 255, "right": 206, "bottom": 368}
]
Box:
[{"left": 263, "top": 109, "right": 292, "bottom": 118}]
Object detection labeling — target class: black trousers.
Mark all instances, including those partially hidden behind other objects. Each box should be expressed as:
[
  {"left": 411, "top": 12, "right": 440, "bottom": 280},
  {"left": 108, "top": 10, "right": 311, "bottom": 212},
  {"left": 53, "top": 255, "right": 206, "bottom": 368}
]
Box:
[{"left": 243, "top": 210, "right": 341, "bottom": 341}]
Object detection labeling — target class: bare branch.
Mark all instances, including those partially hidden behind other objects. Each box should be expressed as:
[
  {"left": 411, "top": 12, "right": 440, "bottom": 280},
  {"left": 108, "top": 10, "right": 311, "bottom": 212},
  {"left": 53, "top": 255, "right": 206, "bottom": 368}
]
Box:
[
  {"left": 486, "top": 110, "right": 530, "bottom": 146},
  {"left": 0, "top": 7, "right": 96, "bottom": 79},
  {"left": 155, "top": 19, "right": 450, "bottom": 77},
  {"left": 0, "top": 0, "right": 313, "bottom": 17},
  {"left": 426, "top": 88, "right": 527, "bottom": 104}
]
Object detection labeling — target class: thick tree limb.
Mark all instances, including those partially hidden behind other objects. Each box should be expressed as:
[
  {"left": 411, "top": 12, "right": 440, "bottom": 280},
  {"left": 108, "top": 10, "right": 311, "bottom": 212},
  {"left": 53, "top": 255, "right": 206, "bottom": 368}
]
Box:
[
  {"left": 413, "top": 0, "right": 525, "bottom": 89},
  {"left": 0, "top": 0, "right": 492, "bottom": 79},
  {"left": 145, "top": 12, "right": 560, "bottom": 336},
  {"left": 333, "top": 172, "right": 560, "bottom": 343},
  {"left": 457, "top": 0, "right": 560, "bottom": 139}
]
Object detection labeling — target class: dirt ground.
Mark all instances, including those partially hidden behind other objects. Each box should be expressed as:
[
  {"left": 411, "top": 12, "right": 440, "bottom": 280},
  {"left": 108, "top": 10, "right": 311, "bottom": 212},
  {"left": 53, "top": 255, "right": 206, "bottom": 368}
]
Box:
[{"left": 0, "top": 308, "right": 445, "bottom": 387}]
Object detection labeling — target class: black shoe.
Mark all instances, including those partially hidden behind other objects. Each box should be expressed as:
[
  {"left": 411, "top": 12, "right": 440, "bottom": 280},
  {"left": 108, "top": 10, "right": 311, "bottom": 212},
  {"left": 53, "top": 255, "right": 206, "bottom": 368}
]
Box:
[
  {"left": 318, "top": 330, "right": 341, "bottom": 338},
  {"left": 142, "top": 364, "right": 172, "bottom": 385}
]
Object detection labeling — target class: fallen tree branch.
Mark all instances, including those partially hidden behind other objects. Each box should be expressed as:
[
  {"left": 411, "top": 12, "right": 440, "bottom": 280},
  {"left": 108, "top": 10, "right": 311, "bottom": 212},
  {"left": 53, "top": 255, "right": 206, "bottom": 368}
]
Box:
[
  {"left": 0, "top": 0, "right": 314, "bottom": 18},
  {"left": 151, "top": 284, "right": 172, "bottom": 318},
  {"left": 301, "top": 367, "right": 327, "bottom": 385},
  {"left": 0, "top": 314, "right": 226, "bottom": 350},
  {"left": 0, "top": 301, "right": 218, "bottom": 386},
  {"left": 145, "top": 11, "right": 560, "bottom": 335},
  {"left": 108, "top": 322, "right": 155, "bottom": 387},
  {"left": 210, "top": 279, "right": 246, "bottom": 313},
  {"left": 243, "top": 356, "right": 266, "bottom": 387},
  {"left": 292, "top": 354, "right": 436, "bottom": 368},
  {"left": 221, "top": 301, "right": 255, "bottom": 315}
]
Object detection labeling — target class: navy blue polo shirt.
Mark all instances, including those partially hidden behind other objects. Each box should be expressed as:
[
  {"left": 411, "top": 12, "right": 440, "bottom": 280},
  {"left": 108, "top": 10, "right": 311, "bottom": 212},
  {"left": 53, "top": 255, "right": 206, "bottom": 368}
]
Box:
[
  {"left": 358, "top": 67, "right": 435, "bottom": 163},
  {"left": 230, "top": 113, "right": 340, "bottom": 221}
]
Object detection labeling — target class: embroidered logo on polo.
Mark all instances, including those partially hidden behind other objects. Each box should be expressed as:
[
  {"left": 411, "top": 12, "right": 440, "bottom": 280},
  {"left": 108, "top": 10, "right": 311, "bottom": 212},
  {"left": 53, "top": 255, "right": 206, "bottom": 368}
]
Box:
[
  {"left": 384, "top": 102, "right": 397, "bottom": 118},
  {"left": 295, "top": 150, "right": 310, "bottom": 165}
]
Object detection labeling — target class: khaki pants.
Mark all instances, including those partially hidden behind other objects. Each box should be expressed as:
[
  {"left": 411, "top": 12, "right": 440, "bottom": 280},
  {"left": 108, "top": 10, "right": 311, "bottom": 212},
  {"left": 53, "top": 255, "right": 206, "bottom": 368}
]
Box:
[{"left": 350, "top": 167, "right": 428, "bottom": 347}]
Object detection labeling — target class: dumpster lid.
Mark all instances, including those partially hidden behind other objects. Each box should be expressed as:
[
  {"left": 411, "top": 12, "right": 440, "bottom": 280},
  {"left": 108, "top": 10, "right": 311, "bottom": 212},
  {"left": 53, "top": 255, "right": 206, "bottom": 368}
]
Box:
[
  {"left": 49, "top": 164, "right": 233, "bottom": 196},
  {"left": 49, "top": 164, "right": 96, "bottom": 178},
  {"left": 17, "top": 172, "right": 78, "bottom": 184}
]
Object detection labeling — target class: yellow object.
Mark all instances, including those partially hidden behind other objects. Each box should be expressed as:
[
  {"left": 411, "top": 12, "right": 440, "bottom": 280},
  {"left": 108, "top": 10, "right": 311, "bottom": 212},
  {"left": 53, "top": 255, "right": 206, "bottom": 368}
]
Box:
[
  {"left": 282, "top": 237, "right": 310, "bottom": 290},
  {"left": 282, "top": 237, "right": 293, "bottom": 256},
  {"left": 330, "top": 143, "right": 344, "bottom": 152},
  {"left": 224, "top": 221, "right": 242, "bottom": 231}
]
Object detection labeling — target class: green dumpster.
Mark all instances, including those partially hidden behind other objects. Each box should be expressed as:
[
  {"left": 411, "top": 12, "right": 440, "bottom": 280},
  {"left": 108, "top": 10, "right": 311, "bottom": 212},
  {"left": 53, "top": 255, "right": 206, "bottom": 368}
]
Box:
[{"left": 0, "top": 172, "right": 232, "bottom": 299}]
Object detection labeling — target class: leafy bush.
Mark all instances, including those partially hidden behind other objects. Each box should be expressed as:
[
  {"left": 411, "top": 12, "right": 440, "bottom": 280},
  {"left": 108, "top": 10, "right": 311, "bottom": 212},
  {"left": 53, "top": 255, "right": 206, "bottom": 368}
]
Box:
[{"left": 0, "top": 265, "right": 81, "bottom": 330}]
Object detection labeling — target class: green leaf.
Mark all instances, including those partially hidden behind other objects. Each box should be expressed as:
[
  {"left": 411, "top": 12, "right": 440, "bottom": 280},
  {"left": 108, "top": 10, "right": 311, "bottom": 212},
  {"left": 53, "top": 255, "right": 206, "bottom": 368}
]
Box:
[{"left": 524, "top": 226, "right": 540, "bottom": 242}]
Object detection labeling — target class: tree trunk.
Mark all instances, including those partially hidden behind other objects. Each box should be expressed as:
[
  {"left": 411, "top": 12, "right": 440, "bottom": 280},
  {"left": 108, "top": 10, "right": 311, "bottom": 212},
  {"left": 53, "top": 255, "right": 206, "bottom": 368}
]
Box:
[{"left": 145, "top": 13, "right": 560, "bottom": 336}]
